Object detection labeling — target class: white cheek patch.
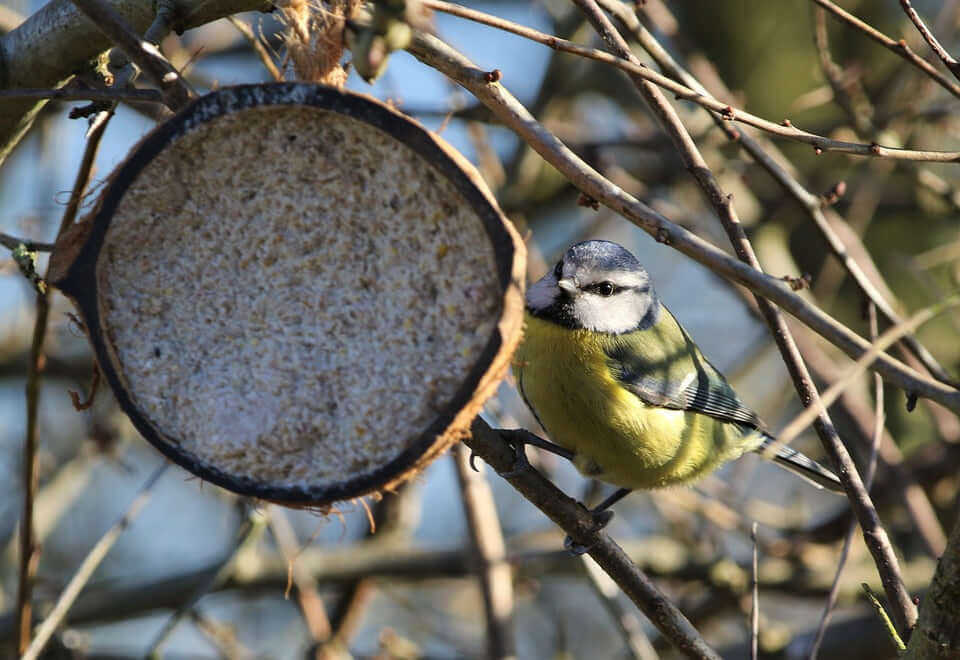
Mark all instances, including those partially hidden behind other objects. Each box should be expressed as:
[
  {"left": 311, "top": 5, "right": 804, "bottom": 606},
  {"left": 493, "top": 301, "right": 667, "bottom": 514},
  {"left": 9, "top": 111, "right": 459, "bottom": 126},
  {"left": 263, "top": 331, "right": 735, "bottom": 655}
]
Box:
[
  {"left": 573, "top": 291, "right": 647, "bottom": 333},
  {"left": 526, "top": 275, "right": 560, "bottom": 310}
]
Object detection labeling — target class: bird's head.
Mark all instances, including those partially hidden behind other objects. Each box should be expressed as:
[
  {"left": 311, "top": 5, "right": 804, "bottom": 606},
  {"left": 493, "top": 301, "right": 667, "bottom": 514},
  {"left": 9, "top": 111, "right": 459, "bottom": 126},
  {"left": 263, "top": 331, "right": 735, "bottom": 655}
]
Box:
[{"left": 526, "top": 240, "right": 661, "bottom": 334}]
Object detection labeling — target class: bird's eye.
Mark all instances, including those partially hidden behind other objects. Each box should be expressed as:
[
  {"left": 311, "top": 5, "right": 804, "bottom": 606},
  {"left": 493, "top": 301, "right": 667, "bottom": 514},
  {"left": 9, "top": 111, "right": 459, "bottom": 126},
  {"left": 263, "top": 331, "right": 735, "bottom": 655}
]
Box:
[
  {"left": 553, "top": 261, "right": 563, "bottom": 279},
  {"left": 595, "top": 282, "right": 616, "bottom": 296}
]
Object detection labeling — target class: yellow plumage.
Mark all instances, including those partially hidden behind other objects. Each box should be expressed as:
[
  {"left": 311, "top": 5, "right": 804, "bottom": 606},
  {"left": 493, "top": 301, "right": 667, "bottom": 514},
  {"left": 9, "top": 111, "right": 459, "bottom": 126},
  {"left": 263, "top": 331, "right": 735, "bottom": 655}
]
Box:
[{"left": 514, "top": 312, "right": 760, "bottom": 490}]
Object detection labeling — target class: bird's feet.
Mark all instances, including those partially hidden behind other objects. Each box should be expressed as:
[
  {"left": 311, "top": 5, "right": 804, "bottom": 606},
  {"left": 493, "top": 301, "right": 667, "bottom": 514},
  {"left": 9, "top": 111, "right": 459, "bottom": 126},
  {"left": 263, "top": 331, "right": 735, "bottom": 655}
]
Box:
[
  {"left": 563, "top": 487, "right": 632, "bottom": 555},
  {"left": 564, "top": 508, "right": 615, "bottom": 555},
  {"left": 497, "top": 436, "right": 534, "bottom": 478}
]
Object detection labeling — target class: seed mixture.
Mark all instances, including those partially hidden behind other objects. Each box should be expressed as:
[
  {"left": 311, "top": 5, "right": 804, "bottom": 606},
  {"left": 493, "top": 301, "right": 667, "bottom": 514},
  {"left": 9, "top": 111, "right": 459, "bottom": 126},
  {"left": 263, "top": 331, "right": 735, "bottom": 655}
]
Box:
[{"left": 96, "top": 105, "right": 502, "bottom": 489}]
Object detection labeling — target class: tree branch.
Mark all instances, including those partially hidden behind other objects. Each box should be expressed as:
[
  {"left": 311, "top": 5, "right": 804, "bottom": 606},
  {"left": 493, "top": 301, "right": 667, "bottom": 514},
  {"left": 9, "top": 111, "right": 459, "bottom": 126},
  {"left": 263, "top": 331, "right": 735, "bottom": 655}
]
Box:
[
  {"left": 420, "top": 0, "right": 960, "bottom": 163},
  {"left": 567, "top": 0, "right": 916, "bottom": 635},
  {"left": 402, "top": 29, "right": 960, "bottom": 414},
  {"left": 467, "top": 419, "right": 721, "bottom": 660},
  {"left": 0, "top": 0, "right": 269, "bottom": 165},
  {"left": 69, "top": 0, "right": 193, "bottom": 109},
  {"left": 811, "top": 0, "right": 960, "bottom": 98}
]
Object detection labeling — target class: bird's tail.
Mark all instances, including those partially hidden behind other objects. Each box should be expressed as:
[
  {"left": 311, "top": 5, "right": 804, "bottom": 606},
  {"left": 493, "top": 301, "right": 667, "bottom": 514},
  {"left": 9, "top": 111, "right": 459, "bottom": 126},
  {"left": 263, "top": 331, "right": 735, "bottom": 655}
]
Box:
[{"left": 755, "top": 436, "right": 845, "bottom": 494}]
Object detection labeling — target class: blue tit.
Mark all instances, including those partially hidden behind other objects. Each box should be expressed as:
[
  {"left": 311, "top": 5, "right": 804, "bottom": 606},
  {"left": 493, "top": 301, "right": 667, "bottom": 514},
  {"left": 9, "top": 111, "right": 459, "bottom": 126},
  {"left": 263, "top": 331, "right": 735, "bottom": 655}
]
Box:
[{"left": 513, "top": 240, "right": 842, "bottom": 517}]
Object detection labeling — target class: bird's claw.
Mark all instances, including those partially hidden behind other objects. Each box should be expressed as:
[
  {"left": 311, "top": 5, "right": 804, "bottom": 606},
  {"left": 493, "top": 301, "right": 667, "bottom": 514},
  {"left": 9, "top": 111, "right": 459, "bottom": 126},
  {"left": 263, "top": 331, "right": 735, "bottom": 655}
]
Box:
[
  {"left": 497, "top": 440, "right": 532, "bottom": 478},
  {"left": 563, "top": 508, "right": 616, "bottom": 555},
  {"left": 468, "top": 449, "right": 482, "bottom": 472}
]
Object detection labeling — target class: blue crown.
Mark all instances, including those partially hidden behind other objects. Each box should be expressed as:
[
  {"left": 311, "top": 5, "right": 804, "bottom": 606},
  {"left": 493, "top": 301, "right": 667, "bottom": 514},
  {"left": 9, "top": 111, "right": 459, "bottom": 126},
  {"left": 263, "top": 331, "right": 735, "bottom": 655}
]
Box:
[{"left": 565, "top": 240, "right": 644, "bottom": 273}]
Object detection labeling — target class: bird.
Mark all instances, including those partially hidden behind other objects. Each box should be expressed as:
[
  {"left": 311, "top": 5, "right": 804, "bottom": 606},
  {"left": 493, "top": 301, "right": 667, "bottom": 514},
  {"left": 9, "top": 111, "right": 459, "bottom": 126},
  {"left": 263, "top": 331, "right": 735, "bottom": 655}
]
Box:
[{"left": 511, "top": 239, "right": 843, "bottom": 535}]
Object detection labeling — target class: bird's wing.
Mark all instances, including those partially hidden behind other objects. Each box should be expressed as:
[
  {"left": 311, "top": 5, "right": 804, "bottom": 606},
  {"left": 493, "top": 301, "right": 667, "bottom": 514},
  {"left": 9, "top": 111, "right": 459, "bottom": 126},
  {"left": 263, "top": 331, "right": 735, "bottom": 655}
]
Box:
[{"left": 604, "top": 311, "right": 765, "bottom": 432}]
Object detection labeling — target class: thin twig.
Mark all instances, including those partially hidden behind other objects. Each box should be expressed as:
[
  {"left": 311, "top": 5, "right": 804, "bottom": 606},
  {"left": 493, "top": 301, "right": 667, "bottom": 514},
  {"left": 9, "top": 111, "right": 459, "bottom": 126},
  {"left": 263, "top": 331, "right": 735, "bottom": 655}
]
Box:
[
  {"left": 422, "top": 0, "right": 960, "bottom": 162},
  {"left": 402, "top": 30, "right": 960, "bottom": 415},
  {"left": 808, "top": 304, "right": 887, "bottom": 659},
  {"left": 144, "top": 505, "right": 267, "bottom": 658},
  {"left": 468, "top": 419, "right": 721, "bottom": 660},
  {"left": 0, "top": 233, "right": 55, "bottom": 252},
  {"left": 899, "top": 0, "right": 960, "bottom": 81},
  {"left": 600, "top": 0, "right": 957, "bottom": 389},
  {"left": 811, "top": 5, "right": 873, "bottom": 135},
  {"left": 811, "top": 0, "right": 960, "bottom": 99},
  {"left": 771, "top": 296, "right": 959, "bottom": 451},
  {"left": 188, "top": 608, "right": 254, "bottom": 660},
  {"left": 15, "top": 103, "right": 110, "bottom": 654},
  {"left": 267, "top": 505, "right": 333, "bottom": 646},
  {"left": 794, "top": 326, "right": 947, "bottom": 558},
  {"left": 750, "top": 522, "right": 759, "bottom": 660},
  {"left": 21, "top": 463, "right": 169, "bottom": 660},
  {"left": 69, "top": 0, "right": 193, "bottom": 110},
  {"left": 862, "top": 583, "right": 907, "bottom": 652},
  {"left": 453, "top": 444, "right": 516, "bottom": 659},
  {"left": 15, "top": 288, "right": 47, "bottom": 656},
  {"left": 581, "top": 555, "right": 659, "bottom": 660},
  {"left": 568, "top": 0, "right": 917, "bottom": 636},
  {"left": 0, "top": 86, "right": 164, "bottom": 104},
  {"left": 228, "top": 15, "right": 283, "bottom": 81}
]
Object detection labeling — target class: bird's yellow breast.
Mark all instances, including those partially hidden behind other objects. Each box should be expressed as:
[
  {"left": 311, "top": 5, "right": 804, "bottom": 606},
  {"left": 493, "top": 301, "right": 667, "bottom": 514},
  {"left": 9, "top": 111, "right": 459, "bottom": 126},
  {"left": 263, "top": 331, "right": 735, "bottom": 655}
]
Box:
[{"left": 513, "top": 313, "right": 749, "bottom": 489}]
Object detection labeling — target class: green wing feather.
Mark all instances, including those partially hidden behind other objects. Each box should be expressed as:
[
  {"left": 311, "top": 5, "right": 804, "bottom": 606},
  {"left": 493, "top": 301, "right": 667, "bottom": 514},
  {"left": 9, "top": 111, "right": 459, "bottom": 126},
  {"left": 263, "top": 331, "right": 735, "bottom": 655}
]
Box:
[
  {"left": 604, "top": 306, "right": 765, "bottom": 432},
  {"left": 604, "top": 306, "right": 844, "bottom": 493}
]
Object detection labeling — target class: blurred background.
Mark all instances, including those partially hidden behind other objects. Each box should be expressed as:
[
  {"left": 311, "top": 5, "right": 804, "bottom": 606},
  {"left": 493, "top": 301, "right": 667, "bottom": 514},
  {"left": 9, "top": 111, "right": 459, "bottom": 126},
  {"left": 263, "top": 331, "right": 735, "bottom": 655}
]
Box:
[{"left": 1, "top": 0, "right": 959, "bottom": 657}]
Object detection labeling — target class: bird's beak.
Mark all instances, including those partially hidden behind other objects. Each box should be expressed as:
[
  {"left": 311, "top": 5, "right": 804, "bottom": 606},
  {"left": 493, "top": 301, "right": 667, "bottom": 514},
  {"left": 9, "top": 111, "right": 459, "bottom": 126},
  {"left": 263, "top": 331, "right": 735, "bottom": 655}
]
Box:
[{"left": 557, "top": 278, "right": 577, "bottom": 294}]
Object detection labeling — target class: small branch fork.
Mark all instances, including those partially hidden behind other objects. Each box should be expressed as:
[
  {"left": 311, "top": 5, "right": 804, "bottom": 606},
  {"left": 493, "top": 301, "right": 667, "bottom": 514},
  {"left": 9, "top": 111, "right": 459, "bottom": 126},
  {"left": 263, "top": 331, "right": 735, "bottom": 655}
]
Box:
[
  {"left": 898, "top": 0, "right": 960, "bottom": 82},
  {"left": 421, "top": 0, "right": 960, "bottom": 162},
  {"left": 811, "top": 0, "right": 960, "bottom": 98},
  {"left": 70, "top": 0, "right": 194, "bottom": 110}
]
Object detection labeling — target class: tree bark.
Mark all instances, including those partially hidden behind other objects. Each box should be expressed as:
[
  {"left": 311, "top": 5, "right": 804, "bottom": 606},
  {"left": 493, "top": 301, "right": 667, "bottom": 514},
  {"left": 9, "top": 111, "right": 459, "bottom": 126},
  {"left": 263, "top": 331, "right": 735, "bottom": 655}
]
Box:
[
  {"left": 0, "top": 0, "right": 270, "bottom": 165},
  {"left": 903, "top": 512, "right": 960, "bottom": 659}
]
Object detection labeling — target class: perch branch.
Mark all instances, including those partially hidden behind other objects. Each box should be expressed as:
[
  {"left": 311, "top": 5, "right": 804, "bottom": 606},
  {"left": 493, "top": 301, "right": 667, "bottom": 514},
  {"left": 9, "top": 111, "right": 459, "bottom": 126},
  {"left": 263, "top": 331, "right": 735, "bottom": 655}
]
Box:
[{"left": 467, "top": 419, "right": 721, "bottom": 660}]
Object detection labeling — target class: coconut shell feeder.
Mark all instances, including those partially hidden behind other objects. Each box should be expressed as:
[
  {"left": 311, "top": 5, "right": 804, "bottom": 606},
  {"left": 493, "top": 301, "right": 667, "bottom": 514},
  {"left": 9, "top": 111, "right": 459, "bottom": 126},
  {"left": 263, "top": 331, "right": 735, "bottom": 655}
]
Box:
[{"left": 48, "top": 83, "right": 526, "bottom": 506}]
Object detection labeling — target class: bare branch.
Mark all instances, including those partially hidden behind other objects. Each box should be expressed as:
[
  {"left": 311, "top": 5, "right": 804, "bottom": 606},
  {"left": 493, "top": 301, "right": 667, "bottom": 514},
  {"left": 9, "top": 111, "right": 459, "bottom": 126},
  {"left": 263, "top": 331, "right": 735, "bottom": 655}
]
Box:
[
  {"left": 143, "top": 505, "right": 267, "bottom": 657},
  {"left": 403, "top": 30, "right": 960, "bottom": 415},
  {"left": 0, "top": 0, "right": 269, "bottom": 165},
  {"left": 899, "top": 0, "right": 960, "bottom": 81},
  {"left": 453, "top": 444, "right": 516, "bottom": 659},
  {"left": 811, "top": 0, "right": 960, "bottom": 98},
  {"left": 467, "top": 419, "right": 721, "bottom": 660},
  {"left": 808, "top": 304, "right": 887, "bottom": 659},
  {"left": 69, "top": 0, "right": 193, "bottom": 109},
  {"left": 422, "top": 0, "right": 960, "bottom": 162},
  {"left": 21, "top": 463, "right": 169, "bottom": 660},
  {"left": 0, "top": 86, "right": 164, "bottom": 104},
  {"left": 0, "top": 233, "right": 55, "bottom": 252}
]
